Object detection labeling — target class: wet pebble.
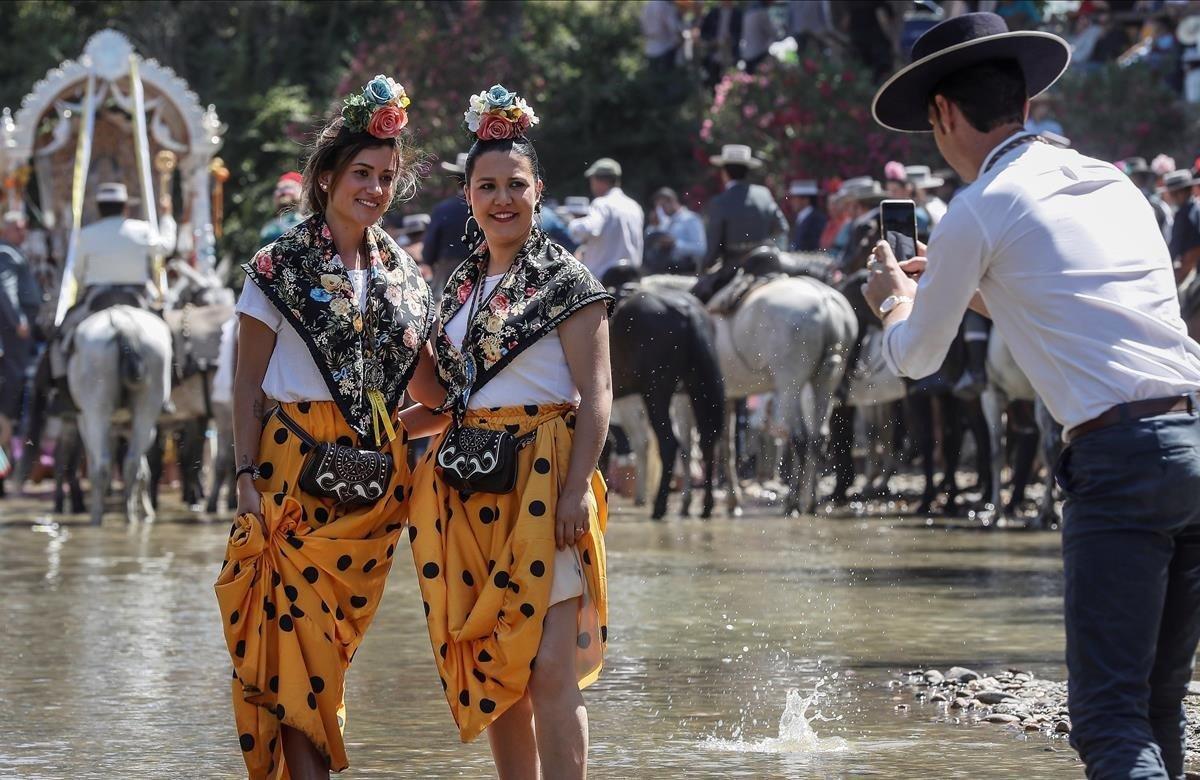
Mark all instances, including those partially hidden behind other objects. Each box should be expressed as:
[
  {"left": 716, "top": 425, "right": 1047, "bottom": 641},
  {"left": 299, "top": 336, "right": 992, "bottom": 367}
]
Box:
[
  {"left": 983, "top": 713, "right": 1022, "bottom": 725},
  {"left": 945, "top": 666, "right": 981, "bottom": 683},
  {"left": 923, "top": 669, "right": 945, "bottom": 685},
  {"left": 975, "top": 690, "right": 1017, "bottom": 705}
]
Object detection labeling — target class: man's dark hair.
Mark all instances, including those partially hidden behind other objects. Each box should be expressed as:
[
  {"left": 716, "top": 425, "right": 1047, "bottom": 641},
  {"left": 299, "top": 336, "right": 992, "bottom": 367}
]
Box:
[
  {"left": 928, "top": 59, "right": 1027, "bottom": 133},
  {"left": 723, "top": 164, "right": 749, "bottom": 181},
  {"left": 98, "top": 202, "right": 125, "bottom": 219}
]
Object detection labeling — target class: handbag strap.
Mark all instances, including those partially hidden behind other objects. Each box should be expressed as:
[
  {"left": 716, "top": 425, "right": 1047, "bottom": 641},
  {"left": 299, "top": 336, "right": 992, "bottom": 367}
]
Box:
[{"left": 271, "top": 405, "right": 320, "bottom": 449}]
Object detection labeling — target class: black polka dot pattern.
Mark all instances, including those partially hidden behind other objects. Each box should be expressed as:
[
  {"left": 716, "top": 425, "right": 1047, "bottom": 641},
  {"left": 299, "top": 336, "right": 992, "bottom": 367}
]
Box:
[
  {"left": 534, "top": 458, "right": 551, "bottom": 474},
  {"left": 480, "top": 698, "right": 497, "bottom": 713},
  {"left": 240, "top": 733, "right": 255, "bottom": 752},
  {"left": 520, "top": 603, "right": 535, "bottom": 618},
  {"left": 337, "top": 555, "right": 353, "bottom": 571},
  {"left": 423, "top": 562, "right": 440, "bottom": 579},
  {"left": 528, "top": 500, "right": 546, "bottom": 517},
  {"left": 303, "top": 566, "right": 319, "bottom": 584},
  {"left": 273, "top": 428, "right": 289, "bottom": 445},
  {"left": 257, "top": 462, "right": 274, "bottom": 480},
  {"left": 530, "top": 560, "right": 545, "bottom": 577},
  {"left": 350, "top": 595, "right": 368, "bottom": 609}
]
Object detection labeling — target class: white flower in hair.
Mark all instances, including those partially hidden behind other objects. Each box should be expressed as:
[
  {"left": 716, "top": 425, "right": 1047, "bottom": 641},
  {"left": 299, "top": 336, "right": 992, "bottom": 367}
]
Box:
[
  {"left": 464, "top": 108, "right": 482, "bottom": 133},
  {"left": 469, "top": 93, "right": 488, "bottom": 114},
  {"left": 515, "top": 97, "right": 539, "bottom": 126}
]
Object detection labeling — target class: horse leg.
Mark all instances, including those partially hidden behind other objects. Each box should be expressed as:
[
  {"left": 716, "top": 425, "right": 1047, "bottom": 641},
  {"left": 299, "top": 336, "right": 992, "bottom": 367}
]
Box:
[
  {"left": 939, "top": 395, "right": 965, "bottom": 513},
  {"left": 671, "top": 395, "right": 695, "bottom": 517},
  {"left": 126, "top": 398, "right": 161, "bottom": 524},
  {"left": 77, "top": 410, "right": 111, "bottom": 526},
  {"left": 981, "top": 386, "right": 1005, "bottom": 512},
  {"left": 807, "top": 345, "right": 851, "bottom": 512},
  {"left": 1034, "top": 398, "right": 1063, "bottom": 530},
  {"left": 643, "top": 391, "right": 678, "bottom": 521},
  {"left": 722, "top": 399, "right": 742, "bottom": 516},
  {"left": 147, "top": 431, "right": 165, "bottom": 511},
  {"left": 828, "top": 405, "right": 855, "bottom": 504},
  {"left": 1006, "top": 400, "right": 1039, "bottom": 517},
  {"left": 67, "top": 422, "right": 85, "bottom": 514},
  {"left": 962, "top": 396, "right": 992, "bottom": 509},
  {"left": 906, "top": 394, "right": 936, "bottom": 514}
]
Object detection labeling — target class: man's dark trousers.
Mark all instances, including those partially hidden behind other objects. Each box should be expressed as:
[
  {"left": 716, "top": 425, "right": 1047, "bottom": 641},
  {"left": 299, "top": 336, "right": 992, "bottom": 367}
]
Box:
[{"left": 1059, "top": 401, "right": 1200, "bottom": 779}]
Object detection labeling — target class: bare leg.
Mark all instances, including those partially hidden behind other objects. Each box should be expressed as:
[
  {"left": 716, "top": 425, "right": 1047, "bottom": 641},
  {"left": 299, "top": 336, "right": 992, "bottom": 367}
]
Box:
[
  {"left": 487, "top": 693, "right": 540, "bottom": 780},
  {"left": 529, "top": 598, "right": 588, "bottom": 779},
  {"left": 281, "top": 725, "right": 329, "bottom": 780}
]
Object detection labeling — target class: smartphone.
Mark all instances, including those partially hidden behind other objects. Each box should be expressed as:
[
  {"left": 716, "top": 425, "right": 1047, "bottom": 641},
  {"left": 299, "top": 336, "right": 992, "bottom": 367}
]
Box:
[{"left": 879, "top": 199, "right": 918, "bottom": 263}]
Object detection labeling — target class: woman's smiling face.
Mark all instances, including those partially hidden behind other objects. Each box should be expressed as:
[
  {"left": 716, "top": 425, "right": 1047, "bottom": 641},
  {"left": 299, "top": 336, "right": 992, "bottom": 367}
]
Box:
[
  {"left": 465, "top": 149, "right": 542, "bottom": 251},
  {"left": 324, "top": 145, "right": 399, "bottom": 230}
]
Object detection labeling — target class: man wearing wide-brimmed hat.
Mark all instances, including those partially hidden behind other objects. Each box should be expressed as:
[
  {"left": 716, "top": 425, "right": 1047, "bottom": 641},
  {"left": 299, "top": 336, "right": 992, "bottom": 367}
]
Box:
[
  {"left": 864, "top": 13, "right": 1200, "bottom": 778},
  {"left": 702, "top": 144, "right": 787, "bottom": 272},
  {"left": 830, "top": 176, "right": 885, "bottom": 274},
  {"left": 904, "top": 164, "right": 947, "bottom": 227},
  {"left": 52, "top": 181, "right": 176, "bottom": 380},
  {"left": 424, "top": 152, "right": 471, "bottom": 298}
]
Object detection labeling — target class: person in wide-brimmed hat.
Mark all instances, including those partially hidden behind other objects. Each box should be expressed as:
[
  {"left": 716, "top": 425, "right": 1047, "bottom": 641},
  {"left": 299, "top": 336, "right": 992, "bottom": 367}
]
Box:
[
  {"left": 701, "top": 144, "right": 786, "bottom": 271},
  {"left": 1123, "top": 157, "right": 1174, "bottom": 242},
  {"left": 864, "top": 13, "right": 1200, "bottom": 778},
  {"left": 1162, "top": 169, "right": 1200, "bottom": 286},
  {"left": 786, "top": 179, "right": 826, "bottom": 253},
  {"left": 831, "top": 176, "right": 885, "bottom": 272}
]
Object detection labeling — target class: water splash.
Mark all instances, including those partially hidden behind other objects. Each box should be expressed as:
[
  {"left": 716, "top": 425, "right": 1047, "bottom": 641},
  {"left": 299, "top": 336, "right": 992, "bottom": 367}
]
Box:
[{"left": 701, "top": 683, "right": 849, "bottom": 754}]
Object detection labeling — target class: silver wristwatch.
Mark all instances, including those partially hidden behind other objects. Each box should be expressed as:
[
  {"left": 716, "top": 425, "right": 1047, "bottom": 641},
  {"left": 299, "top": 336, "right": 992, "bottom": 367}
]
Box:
[{"left": 878, "top": 294, "right": 914, "bottom": 316}]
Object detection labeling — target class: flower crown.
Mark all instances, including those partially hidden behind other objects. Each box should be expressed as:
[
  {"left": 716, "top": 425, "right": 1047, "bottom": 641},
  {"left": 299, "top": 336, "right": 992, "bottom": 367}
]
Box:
[
  {"left": 341, "top": 75, "right": 411, "bottom": 139},
  {"left": 464, "top": 84, "right": 539, "bottom": 141}
]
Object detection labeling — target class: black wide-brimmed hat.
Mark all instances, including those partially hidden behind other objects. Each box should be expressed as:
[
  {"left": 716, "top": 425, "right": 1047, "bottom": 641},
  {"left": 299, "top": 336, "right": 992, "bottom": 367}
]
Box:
[{"left": 872, "top": 12, "right": 1071, "bottom": 133}]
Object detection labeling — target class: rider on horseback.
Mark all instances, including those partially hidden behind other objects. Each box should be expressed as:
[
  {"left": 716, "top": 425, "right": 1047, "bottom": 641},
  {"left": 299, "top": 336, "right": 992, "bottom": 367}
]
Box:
[
  {"left": 694, "top": 144, "right": 788, "bottom": 307},
  {"left": 50, "top": 182, "right": 175, "bottom": 384}
]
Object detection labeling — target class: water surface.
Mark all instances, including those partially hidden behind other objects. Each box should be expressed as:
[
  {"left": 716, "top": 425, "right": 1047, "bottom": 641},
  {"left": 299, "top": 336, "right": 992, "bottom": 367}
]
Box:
[{"left": 0, "top": 497, "right": 1081, "bottom": 778}]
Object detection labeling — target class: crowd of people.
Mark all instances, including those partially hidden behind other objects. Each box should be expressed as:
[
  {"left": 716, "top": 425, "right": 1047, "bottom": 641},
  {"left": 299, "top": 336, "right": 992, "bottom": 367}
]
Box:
[{"left": 639, "top": 0, "right": 1200, "bottom": 101}]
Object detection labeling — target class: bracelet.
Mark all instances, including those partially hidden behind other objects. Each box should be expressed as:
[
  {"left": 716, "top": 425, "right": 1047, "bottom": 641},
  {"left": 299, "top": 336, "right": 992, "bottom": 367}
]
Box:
[{"left": 236, "top": 465, "right": 258, "bottom": 481}]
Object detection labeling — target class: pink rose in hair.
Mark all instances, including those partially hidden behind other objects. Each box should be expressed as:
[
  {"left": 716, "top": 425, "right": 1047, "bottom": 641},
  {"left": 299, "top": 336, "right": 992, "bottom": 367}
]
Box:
[
  {"left": 367, "top": 105, "right": 407, "bottom": 138},
  {"left": 516, "top": 113, "right": 532, "bottom": 133},
  {"left": 478, "top": 113, "right": 515, "bottom": 140}
]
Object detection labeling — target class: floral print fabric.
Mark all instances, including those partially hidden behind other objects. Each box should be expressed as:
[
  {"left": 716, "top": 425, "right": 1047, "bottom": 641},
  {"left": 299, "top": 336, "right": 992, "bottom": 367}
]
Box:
[
  {"left": 242, "top": 215, "right": 435, "bottom": 438},
  {"left": 435, "top": 228, "right": 613, "bottom": 412}
]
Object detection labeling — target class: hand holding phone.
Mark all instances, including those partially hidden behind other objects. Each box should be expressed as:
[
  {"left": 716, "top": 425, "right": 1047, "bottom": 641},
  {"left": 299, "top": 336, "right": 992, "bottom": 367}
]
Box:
[{"left": 879, "top": 199, "right": 918, "bottom": 264}]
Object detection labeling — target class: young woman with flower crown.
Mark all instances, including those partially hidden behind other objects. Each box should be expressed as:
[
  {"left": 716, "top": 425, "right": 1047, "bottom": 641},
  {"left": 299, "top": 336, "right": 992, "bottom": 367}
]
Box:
[
  {"left": 214, "top": 76, "right": 446, "bottom": 780},
  {"left": 408, "top": 86, "right": 612, "bottom": 778}
]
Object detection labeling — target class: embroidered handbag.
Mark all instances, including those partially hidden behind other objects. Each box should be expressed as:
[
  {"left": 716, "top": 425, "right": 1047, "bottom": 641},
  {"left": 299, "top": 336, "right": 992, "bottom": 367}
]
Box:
[
  {"left": 436, "top": 424, "right": 523, "bottom": 494},
  {"left": 272, "top": 406, "right": 393, "bottom": 509}
]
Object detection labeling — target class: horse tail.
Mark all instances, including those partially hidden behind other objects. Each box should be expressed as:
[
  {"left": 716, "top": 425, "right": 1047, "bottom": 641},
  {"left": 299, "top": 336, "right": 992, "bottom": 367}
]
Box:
[
  {"left": 110, "top": 311, "right": 147, "bottom": 388},
  {"left": 681, "top": 304, "right": 726, "bottom": 451}
]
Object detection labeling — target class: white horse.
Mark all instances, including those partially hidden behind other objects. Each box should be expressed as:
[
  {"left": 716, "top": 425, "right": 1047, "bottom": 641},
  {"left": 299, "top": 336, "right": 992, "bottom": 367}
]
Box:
[
  {"left": 645, "top": 274, "right": 858, "bottom": 515},
  {"left": 68, "top": 305, "right": 173, "bottom": 524},
  {"left": 843, "top": 327, "right": 907, "bottom": 497}
]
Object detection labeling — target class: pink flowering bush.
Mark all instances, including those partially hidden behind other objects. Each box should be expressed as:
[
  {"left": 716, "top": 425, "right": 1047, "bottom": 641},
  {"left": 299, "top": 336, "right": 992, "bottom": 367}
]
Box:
[{"left": 698, "top": 59, "right": 938, "bottom": 197}]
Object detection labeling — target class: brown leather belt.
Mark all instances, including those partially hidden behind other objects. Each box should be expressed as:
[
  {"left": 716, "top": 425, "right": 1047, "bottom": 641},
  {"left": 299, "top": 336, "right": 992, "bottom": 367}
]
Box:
[{"left": 1066, "top": 395, "right": 1195, "bottom": 444}]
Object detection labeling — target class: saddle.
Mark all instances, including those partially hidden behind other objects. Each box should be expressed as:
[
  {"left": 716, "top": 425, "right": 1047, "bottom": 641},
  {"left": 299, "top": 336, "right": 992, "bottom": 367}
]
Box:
[{"left": 164, "top": 303, "right": 234, "bottom": 383}]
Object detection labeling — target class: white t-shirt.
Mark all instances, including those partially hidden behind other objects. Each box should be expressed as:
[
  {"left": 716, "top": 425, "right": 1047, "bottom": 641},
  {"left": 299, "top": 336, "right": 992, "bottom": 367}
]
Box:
[
  {"left": 235, "top": 267, "right": 372, "bottom": 402},
  {"left": 443, "top": 273, "right": 579, "bottom": 409}
]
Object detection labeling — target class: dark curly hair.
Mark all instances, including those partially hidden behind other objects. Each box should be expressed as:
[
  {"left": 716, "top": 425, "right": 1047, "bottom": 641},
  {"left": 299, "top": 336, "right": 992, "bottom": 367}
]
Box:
[{"left": 300, "top": 116, "right": 423, "bottom": 215}]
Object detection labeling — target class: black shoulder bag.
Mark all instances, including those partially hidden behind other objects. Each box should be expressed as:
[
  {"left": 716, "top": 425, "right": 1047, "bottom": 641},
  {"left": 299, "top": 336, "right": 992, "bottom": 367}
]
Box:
[
  {"left": 273, "top": 406, "right": 393, "bottom": 509},
  {"left": 435, "top": 268, "right": 533, "bottom": 495}
]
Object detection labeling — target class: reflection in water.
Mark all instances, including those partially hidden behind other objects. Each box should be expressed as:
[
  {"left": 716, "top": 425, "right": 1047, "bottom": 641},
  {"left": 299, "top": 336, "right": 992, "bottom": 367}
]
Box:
[{"left": 0, "top": 502, "right": 1083, "bottom": 778}]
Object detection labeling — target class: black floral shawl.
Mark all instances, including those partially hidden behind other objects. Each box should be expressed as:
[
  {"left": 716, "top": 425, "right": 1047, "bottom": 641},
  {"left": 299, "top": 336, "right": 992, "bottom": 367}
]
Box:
[
  {"left": 435, "top": 227, "right": 613, "bottom": 412},
  {"left": 242, "top": 215, "right": 435, "bottom": 438}
]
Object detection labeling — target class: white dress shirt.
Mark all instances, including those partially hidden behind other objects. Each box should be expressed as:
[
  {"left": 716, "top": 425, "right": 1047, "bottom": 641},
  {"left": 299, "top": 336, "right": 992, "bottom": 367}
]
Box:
[
  {"left": 74, "top": 215, "right": 176, "bottom": 288},
  {"left": 568, "top": 186, "right": 645, "bottom": 279},
  {"left": 883, "top": 134, "right": 1200, "bottom": 431}
]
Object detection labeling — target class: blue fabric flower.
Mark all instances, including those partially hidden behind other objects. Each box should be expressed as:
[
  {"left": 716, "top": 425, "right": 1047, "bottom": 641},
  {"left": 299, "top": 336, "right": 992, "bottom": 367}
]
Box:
[
  {"left": 485, "top": 84, "right": 514, "bottom": 109},
  {"left": 310, "top": 288, "right": 333, "bottom": 302},
  {"left": 363, "top": 75, "right": 395, "bottom": 106}
]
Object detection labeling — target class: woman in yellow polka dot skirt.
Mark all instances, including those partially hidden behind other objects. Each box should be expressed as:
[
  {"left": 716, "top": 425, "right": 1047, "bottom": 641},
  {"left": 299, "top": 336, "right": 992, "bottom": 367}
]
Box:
[
  {"left": 409, "top": 86, "right": 612, "bottom": 779},
  {"left": 214, "top": 76, "right": 446, "bottom": 780}
]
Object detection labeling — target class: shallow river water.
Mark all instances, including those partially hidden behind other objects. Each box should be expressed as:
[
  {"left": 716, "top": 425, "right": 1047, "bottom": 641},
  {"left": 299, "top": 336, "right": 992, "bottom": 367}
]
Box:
[{"left": 0, "top": 496, "right": 1085, "bottom": 779}]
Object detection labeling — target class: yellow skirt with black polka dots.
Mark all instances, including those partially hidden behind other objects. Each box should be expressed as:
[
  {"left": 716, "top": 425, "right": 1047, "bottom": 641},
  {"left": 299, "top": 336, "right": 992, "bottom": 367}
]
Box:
[
  {"left": 409, "top": 403, "right": 609, "bottom": 743},
  {"left": 214, "top": 400, "right": 411, "bottom": 778}
]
